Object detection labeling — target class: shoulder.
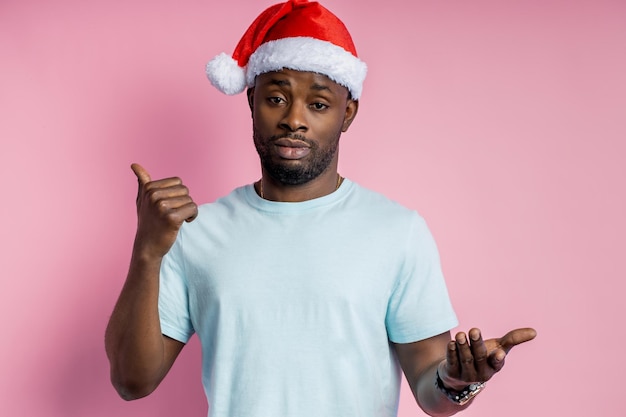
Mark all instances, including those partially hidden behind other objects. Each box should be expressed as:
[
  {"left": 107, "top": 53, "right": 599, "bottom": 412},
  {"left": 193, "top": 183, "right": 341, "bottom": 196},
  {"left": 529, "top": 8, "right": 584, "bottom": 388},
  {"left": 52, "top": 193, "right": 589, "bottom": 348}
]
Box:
[
  {"left": 195, "top": 185, "right": 251, "bottom": 216},
  {"left": 176, "top": 185, "right": 252, "bottom": 238},
  {"left": 345, "top": 180, "right": 422, "bottom": 221}
]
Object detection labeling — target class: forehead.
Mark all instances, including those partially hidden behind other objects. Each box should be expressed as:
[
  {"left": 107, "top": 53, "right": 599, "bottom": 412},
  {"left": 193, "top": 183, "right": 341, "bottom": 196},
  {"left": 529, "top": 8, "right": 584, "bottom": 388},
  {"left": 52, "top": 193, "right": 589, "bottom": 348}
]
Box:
[{"left": 255, "top": 69, "right": 348, "bottom": 95}]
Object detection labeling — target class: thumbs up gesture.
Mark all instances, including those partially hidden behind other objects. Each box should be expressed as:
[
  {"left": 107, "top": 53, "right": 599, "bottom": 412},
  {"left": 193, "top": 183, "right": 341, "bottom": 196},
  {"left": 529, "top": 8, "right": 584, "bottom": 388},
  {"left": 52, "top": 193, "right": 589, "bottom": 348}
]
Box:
[{"left": 130, "top": 163, "right": 198, "bottom": 259}]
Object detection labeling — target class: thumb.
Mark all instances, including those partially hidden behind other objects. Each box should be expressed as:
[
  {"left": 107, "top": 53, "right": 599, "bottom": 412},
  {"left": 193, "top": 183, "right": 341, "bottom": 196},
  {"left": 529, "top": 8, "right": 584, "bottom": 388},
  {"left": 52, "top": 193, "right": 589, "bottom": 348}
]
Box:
[
  {"left": 131, "top": 163, "right": 151, "bottom": 185},
  {"left": 500, "top": 327, "right": 537, "bottom": 352}
]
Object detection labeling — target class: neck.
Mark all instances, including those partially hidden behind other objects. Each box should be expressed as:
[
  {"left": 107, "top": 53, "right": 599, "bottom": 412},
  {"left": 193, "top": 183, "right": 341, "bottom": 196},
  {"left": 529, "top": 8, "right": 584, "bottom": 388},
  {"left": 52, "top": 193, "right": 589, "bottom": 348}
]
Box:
[{"left": 256, "top": 170, "right": 343, "bottom": 202}]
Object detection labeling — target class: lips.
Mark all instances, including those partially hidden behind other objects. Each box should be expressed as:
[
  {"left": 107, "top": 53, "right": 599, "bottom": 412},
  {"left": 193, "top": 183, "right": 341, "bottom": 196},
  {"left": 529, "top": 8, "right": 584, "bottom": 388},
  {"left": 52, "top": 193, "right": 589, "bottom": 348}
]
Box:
[{"left": 273, "top": 137, "right": 312, "bottom": 160}]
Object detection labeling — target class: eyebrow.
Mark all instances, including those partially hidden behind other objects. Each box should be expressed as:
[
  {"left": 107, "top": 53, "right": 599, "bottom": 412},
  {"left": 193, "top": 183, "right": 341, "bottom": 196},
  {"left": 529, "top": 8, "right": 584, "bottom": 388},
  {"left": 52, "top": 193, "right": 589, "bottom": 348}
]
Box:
[
  {"left": 310, "top": 83, "right": 331, "bottom": 92},
  {"left": 266, "top": 79, "right": 332, "bottom": 93},
  {"left": 268, "top": 79, "right": 291, "bottom": 87}
]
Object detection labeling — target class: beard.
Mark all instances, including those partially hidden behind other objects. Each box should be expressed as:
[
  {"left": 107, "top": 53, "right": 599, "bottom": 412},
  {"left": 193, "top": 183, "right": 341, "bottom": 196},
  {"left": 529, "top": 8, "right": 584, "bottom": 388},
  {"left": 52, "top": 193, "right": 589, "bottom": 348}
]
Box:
[{"left": 253, "top": 127, "right": 340, "bottom": 186}]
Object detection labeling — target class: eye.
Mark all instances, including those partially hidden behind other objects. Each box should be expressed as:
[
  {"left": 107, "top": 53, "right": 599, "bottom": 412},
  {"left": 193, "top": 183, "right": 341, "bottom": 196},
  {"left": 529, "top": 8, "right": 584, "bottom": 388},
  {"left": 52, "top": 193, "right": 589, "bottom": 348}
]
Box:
[
  {"left": 310, "top": 102, "right": 329, "bottom": 111},
  {"left": 267, "top": 96, "right": 285, "bottom": 105}
]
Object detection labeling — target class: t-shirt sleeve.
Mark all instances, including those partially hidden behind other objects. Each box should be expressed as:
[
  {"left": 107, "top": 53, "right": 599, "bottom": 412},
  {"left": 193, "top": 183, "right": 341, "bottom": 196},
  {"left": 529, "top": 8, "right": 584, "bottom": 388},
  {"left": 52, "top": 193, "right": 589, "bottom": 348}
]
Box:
[
  {"left": 158, "top": 231, "right": 195, "bottom": 344},
  {"left": 385, "top": 213, "right": 458, "bottom": 343}
]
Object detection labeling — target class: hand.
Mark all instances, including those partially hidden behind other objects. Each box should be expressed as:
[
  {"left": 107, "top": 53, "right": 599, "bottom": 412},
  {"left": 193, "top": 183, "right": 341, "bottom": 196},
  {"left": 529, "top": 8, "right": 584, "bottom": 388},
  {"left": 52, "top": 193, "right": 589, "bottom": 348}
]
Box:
[
  {"left": 131, "top": 163, "right": 198, "bottom": 259},
  {"left": 439, "top": 327, "right": 536, "bottom": 390}
]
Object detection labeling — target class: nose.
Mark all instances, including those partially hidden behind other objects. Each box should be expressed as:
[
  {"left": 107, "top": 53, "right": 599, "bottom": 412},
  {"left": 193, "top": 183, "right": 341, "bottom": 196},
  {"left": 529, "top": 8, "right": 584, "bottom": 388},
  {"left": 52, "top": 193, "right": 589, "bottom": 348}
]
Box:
[{"left": 279, "top": 102, "right": 308, "bottom": 132}]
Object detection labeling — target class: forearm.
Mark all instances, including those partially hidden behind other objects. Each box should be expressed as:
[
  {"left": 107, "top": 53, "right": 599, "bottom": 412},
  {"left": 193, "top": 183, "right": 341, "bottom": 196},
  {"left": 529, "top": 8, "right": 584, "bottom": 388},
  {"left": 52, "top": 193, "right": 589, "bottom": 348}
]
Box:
[
  {"left": 105, "top": 249, "right": 168, "bottom": 399},
  {"left": 413, "top": 362, "right": 473, "bottom": 417},
  {"left": 399, "top": 328, "right": 535, "bottom": 416}
]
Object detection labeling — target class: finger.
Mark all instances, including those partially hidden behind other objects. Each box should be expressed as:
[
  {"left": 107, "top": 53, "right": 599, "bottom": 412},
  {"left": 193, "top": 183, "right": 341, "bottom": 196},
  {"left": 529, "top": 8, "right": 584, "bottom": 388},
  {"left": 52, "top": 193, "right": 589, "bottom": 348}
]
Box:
[
  {"left": 149, "top": 193, "right": 197, "bottom": 222},
  {"left": 455, "top": 331, "right": 476, "bottom": 381},
  {"left": 445, "top": 340, "right": 460, "bottom": 377},
  {"left": 165, "top": 202, "right": 198, "bottom": 225},
  {"left": 468, "top": 328, "right": 489, "bottom": 378},
  {"left": 487, "top": 348, "right": 506, "bottom": 372},
  {"left": 145, "top": 177, "right": 186, "bottom": 191},
  {"left": 154, "top": 196, "right": 195, "bottom": 212},
  {"left": 145, "top": 184, "right": 190, "bottom": 203},
  {"left": 182, "top": 202, "right": 198, "bottom": 222},
  {"left": 131, "top": 163, "right": 152, "bottom": 185},
  {"left": 499, "top": 328, "right": 537, "bottom": 353},
  {"left": 143, "top": 183, "right": 195, "bottom": 214}
]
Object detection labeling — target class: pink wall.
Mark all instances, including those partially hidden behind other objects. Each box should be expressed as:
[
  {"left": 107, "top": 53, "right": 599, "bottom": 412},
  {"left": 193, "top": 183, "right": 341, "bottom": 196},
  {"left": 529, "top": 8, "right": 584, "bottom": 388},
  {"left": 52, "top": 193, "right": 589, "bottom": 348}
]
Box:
[{"left": 1, "top": 0, "right": 624, "bottom": 416}]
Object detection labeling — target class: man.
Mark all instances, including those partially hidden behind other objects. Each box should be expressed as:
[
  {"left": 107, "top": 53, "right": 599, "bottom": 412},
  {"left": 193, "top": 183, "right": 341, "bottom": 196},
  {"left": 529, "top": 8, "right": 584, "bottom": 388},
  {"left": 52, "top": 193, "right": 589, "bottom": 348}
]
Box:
[{"left": 105, "top": 1, "right": 536, "bottom": 416}]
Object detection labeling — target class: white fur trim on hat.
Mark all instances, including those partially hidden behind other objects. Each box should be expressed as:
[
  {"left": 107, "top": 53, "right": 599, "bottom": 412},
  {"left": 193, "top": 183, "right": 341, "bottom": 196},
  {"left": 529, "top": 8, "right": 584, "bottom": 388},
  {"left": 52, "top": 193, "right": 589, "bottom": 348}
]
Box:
[
  {"left": 206, "top": 52, "right": 247, "bottom": 95},
  {"left": 246, "top": 37, "right": 367, "bottom": 99}
]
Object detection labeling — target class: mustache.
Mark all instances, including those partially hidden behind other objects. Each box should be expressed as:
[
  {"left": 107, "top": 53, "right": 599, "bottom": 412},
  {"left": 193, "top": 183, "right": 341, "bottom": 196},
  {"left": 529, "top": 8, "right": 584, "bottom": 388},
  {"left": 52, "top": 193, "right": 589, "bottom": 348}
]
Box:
[{"left": 269, "top": 133, "right": 312, "bottom": 143}]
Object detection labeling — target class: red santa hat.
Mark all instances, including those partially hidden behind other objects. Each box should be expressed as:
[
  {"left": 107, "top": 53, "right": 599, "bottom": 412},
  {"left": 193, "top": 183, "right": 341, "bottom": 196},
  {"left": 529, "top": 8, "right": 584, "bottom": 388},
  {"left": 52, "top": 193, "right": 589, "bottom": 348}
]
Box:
[{"left": 206, "top": 0, "right": 367, "bottom": 99}]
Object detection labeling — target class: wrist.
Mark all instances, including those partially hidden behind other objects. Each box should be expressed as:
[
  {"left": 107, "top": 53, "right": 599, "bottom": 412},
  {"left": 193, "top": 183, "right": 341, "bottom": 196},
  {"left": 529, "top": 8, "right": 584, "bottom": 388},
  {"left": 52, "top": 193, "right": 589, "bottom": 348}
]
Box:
[
  {"left": 132, "top": 233, "right": 169, "bottom": 262},
  {"left": 436, "top": 362, "right": 467, "bottom": 391},
  {"left": 130, "top": 241, "right": 166, "bottom": 273},
  {"left": 435, "top": 368, "right": 486, "bottom": 406}
]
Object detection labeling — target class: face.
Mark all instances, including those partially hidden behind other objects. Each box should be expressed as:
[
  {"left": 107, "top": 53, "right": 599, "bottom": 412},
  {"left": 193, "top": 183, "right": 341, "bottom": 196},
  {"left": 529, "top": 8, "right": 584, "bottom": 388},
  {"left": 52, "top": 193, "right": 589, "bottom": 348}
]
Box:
[{"left": 248, "top": 69, "right": 358, "bottom": 186}]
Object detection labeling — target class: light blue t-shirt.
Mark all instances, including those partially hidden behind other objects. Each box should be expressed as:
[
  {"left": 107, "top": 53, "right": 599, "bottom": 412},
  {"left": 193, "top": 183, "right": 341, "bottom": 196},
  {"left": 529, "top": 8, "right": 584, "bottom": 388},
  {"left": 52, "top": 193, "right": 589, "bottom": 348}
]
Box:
[{"left": 159, "top": 179, "right": 458, "bottom": 417}]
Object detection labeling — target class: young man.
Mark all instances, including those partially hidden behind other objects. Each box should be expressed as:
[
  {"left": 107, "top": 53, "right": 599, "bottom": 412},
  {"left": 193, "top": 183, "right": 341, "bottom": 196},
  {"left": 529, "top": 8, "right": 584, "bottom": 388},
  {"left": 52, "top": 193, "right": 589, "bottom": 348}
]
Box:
[{"left": 105, "top": 1, "right": 536, "bottom": 416}]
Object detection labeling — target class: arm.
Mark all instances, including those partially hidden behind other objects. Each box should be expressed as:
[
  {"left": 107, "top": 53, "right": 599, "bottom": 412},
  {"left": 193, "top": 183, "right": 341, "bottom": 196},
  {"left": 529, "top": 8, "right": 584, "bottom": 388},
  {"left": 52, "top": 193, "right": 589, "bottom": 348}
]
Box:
[
  {"left": 394, "top": 327, "right": 536, "bottom": 417},
  {"left": 105, "top": 163, "right": 198, "bottom": 400},
  {"left": 394, "top": 331, "right": 466, "bottom": 417}
]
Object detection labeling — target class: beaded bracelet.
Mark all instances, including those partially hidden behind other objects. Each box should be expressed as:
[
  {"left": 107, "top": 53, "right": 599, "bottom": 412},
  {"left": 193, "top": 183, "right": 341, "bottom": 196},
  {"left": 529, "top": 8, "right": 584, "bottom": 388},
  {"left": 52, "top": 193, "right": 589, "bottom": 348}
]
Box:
[{"left": 435, "top": 370, "right": 486, "bottom": 406}]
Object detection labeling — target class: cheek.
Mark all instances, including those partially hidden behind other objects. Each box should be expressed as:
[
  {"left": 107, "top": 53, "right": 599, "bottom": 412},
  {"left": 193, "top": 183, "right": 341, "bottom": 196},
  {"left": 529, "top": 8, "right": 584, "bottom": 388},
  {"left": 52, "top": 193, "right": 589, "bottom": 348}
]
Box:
[
  {"left": 317, "top": 114, "right": 347, "bottom": 136},
  {"left": 251, "top": 113, "right": 268, "bottom": 135},
  {"left": 253, "top": 106, "right": 279, "bottom": 130}
]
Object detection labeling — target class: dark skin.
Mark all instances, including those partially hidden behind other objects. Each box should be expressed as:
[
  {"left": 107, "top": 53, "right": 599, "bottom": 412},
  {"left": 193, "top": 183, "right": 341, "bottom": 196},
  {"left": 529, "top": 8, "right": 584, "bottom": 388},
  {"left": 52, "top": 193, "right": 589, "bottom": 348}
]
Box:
[
  {"left": 394, "top": 328, "right": 536, "bottom": 416},
  {"left": 105, "top": 69, "right": 537, "bottom": 415},
  {"left": 105, "top": 165, "right": 193, "bottom": 399},
  {"left": 247, "top": 69, "right": 359, "bottom": 201}
]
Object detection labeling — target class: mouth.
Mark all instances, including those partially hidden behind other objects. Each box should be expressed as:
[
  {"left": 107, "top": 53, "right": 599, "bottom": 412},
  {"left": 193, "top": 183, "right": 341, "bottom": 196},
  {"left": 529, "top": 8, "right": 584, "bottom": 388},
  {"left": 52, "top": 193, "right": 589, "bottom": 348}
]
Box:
[{"left": 272, "top": 136, "right": 312, "bottom": 160}]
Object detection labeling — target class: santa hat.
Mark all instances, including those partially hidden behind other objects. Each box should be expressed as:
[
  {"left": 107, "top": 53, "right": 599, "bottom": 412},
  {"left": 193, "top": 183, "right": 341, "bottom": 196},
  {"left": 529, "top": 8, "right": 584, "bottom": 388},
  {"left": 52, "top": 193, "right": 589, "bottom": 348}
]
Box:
[{"left": 206, "top": 0, "right": 367, "bottom": 99}]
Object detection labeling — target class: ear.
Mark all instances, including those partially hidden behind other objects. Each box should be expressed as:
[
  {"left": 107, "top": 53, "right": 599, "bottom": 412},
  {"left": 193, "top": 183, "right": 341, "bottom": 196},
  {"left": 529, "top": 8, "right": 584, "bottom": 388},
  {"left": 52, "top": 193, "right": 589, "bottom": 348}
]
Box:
[
  {"left": 246, "top": 87, "right": 255, "bottom": 116},
  {"left": 341, "top": 99, "right": 359, "bottom": 132}
]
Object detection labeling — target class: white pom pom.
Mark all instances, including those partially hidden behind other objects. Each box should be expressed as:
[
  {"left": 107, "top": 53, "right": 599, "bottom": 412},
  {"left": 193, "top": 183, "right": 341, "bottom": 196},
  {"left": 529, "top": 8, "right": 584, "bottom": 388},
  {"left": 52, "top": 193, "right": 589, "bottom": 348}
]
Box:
[{"left": 206, "top": 53, "right": 246, "bottom": 95}]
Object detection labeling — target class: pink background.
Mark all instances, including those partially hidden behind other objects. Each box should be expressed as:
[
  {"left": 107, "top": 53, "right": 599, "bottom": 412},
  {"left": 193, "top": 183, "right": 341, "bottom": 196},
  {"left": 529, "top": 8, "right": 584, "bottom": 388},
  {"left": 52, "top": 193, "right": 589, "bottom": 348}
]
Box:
[{"left": 1, "top": 0, "right": 624, "bottom": 416}]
